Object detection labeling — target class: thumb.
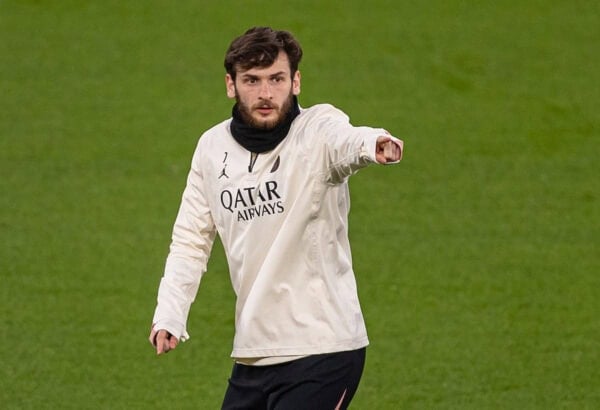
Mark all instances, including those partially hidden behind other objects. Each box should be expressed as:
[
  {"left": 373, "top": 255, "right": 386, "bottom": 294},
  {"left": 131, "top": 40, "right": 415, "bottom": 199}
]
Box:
[{"left": 377, "top": 135, "right": 391, "bottom": 147}]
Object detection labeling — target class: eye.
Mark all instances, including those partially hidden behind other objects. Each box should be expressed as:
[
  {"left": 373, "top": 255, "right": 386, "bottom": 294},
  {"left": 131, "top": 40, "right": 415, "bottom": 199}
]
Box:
[{"left": 242, "top": 77, "right": 258, "bottom": 85}]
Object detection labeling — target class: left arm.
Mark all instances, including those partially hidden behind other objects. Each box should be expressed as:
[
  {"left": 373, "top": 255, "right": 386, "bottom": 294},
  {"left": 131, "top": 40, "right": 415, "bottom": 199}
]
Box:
[{"left": 311, "top": 105, "right": 404, "bottom": 182}]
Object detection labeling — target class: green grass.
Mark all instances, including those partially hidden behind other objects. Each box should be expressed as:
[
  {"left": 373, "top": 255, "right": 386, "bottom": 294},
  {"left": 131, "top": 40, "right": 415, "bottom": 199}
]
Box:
[{"left": 1, "top": 0, "right": 598, "bottom": 408}]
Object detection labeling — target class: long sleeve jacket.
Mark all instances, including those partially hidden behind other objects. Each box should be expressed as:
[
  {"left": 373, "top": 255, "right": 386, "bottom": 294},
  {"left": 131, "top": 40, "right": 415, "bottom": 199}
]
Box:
[{"left": 152, "top": 103, "right": 402, "bottom": 359}]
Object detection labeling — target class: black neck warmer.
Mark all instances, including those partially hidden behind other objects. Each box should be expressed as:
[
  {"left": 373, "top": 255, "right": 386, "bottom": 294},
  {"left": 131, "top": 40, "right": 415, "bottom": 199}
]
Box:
[{"left": 230, "top": 96, "right": 300, "bottom": 153}]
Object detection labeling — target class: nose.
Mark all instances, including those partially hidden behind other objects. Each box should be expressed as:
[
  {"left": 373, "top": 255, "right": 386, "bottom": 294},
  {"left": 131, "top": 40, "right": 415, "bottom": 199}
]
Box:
[{"left": 258, "top": 81, "right": 272, "bottom": 99}]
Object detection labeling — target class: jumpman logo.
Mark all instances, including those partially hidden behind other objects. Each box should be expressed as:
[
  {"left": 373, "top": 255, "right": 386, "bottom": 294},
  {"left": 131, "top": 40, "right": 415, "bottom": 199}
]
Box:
[
  {"left": 219, "top": 152, "right": 229, "bottom": 179},
  {"left": 219, "top": 165, "right": 229, "bottom": 179}
]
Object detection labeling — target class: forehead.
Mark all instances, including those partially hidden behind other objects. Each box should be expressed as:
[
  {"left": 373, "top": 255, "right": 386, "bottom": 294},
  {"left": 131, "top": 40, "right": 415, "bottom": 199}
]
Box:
[{"left": 236, "top": 52, "right": 291, "bottom": 77}]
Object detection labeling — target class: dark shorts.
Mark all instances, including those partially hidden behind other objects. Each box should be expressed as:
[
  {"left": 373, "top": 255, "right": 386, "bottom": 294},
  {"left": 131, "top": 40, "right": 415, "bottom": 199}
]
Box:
[{"left": 221, "top": 348, "right": 366, "bottom": 410}]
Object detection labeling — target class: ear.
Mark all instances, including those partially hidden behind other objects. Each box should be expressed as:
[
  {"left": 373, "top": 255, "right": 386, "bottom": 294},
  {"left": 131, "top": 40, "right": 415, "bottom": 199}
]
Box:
[
  {"left": 225, "top": 74, "right": 236, "bottom": 99},
  {"left": 292, "top": 70, "right": 301, "bottom": 96}
]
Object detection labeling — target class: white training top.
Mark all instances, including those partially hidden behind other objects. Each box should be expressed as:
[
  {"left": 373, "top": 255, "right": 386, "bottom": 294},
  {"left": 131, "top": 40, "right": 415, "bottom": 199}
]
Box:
[{"left": 152, "top": 103, "right": 402, "bottom": 361}]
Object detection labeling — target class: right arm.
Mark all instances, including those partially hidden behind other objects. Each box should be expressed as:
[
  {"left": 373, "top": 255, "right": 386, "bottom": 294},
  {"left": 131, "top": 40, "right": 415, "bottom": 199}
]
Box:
[{"left": 149, "top": 142, "right": 217, "bottom": 354}]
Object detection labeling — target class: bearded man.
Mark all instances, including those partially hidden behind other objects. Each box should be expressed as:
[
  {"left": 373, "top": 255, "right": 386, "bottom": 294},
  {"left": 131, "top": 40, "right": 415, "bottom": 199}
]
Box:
[{"left": 149, "top": 26, "right": 404, "bottom": 410}]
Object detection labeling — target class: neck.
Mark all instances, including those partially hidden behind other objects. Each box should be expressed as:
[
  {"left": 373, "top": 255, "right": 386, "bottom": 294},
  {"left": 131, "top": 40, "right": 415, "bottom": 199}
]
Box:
[{"left": 230, "top": 96, "right": 300, "bottom": 153}]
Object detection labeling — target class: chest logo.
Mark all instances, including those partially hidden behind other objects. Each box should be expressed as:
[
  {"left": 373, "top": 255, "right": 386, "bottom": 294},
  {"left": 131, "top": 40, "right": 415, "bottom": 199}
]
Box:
[
  {"left": 270, "top": 156, "right": 280, "bottom": 173},
  {"left": 220, "top": 181, "right": 284, "bottom": 222}
]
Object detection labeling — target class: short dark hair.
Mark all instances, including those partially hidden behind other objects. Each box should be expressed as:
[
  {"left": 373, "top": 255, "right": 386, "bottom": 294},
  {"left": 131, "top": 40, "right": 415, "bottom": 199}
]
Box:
[{"left": 224, "top": 27, "right": 303, "bottom": 80}]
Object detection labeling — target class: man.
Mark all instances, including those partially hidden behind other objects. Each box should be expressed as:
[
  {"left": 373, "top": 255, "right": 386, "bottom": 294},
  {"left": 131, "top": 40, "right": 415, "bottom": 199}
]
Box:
[{"left": 149, "top": 26, "right": 403, "bottom": 409}]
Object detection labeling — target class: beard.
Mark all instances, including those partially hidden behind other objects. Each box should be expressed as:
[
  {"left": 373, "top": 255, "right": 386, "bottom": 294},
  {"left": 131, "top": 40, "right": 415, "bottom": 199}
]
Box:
[{"left": 235, "top": 91, "right": 295, "bottom": 130}]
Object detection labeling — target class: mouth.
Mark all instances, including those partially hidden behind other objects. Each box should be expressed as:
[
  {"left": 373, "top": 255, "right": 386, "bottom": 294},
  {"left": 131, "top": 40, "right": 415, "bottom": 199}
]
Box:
[
  {"left": 254, "top": 103, "right": 277, "bottom": 116},
  {"left": 256, "top": 108, "right": 274, "bottom": 116}
]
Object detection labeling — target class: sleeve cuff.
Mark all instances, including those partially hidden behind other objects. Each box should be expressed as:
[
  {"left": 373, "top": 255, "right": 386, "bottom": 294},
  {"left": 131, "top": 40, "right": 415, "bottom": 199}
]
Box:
[
  {"left": 362, "top": 131, "right": 383, "bottom": 163},
  {"left": 152, "top": 319, "right": 190, "bottom": 342}
]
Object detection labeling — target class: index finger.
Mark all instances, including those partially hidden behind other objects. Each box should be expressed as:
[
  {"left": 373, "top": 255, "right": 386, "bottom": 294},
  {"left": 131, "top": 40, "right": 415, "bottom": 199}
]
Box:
[{"left": 156, "top": 330, "right": 170, "bottom": 355}]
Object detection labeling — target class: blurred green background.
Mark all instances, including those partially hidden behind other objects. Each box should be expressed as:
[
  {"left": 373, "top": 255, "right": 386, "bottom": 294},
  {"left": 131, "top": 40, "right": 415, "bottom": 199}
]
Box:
[{"left": 1, "top": 0, "right": 598, "bottom": 408}]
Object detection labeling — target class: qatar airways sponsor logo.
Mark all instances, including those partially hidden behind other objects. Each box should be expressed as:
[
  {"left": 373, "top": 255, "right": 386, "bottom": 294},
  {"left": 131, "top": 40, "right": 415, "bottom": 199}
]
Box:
[{"left": 220, "top": 180, "right": 284, "bottom": 222}]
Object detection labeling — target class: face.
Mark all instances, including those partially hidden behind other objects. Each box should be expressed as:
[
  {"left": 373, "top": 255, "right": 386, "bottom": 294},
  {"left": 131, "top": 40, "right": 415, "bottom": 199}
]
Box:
[{"left": 226, "top": 52, "right": 301, "bottom": 130}]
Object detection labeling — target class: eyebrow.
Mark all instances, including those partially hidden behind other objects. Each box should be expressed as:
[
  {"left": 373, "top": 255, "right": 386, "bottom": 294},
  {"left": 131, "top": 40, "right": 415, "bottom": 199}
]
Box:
[{"left": 241, "top": 71, "right": 287, "bottom": 80}]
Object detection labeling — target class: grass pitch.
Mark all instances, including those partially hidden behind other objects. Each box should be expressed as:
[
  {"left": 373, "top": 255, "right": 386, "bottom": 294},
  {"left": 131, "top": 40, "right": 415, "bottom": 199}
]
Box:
[{"left": 1, "top": 1, "right": 598, "bottom": 408}]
